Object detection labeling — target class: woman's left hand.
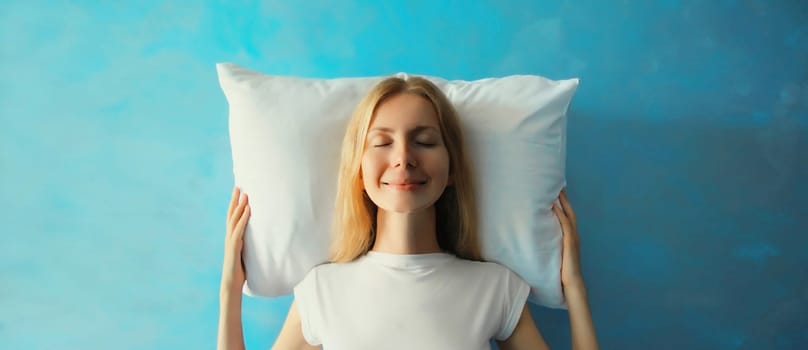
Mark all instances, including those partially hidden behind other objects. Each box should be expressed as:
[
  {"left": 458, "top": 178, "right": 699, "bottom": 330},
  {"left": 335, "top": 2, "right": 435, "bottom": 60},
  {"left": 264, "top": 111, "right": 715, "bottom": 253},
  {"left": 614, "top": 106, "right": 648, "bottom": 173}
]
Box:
[{"left": 552, "top": 188, "right": 587, "bottom": 291}]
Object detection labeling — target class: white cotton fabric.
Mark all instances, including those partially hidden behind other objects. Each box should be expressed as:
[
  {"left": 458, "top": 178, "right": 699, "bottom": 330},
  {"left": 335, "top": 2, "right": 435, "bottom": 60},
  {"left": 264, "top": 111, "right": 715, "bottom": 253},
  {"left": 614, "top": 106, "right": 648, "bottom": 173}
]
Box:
[
  {"left": 293, "top": 251, "right": 530, "bottom": 349},
  {"left": 217, "top": 63, "right": 579, "bottom": 308}
]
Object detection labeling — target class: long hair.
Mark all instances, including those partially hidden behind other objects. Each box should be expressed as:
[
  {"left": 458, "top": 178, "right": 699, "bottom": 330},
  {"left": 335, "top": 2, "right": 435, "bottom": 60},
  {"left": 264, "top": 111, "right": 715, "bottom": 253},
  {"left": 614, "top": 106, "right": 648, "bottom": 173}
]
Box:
[{"left": 329, "top": 76, "right": 482, "bottom": 263}]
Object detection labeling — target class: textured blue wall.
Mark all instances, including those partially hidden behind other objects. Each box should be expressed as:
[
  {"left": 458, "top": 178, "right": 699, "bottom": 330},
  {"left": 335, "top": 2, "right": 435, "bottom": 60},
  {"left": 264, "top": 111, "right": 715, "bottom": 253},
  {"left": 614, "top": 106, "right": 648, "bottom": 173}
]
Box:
[{"left": 1, "top": 1, "right": 806, "bottom": 349}]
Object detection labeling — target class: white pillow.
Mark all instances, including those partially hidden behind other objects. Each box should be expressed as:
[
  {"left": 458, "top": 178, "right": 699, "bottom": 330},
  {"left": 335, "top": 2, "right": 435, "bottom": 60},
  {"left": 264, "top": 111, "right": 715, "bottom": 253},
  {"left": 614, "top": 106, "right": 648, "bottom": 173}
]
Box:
[{"left": 217, "top": 63, "right": 579, "bottom": 309}]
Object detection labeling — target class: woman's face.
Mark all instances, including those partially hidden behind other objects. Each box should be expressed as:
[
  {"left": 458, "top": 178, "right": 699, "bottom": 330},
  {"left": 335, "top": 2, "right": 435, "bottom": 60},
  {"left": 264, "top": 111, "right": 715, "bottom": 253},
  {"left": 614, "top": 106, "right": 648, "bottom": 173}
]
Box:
[{"left": 361, "top": 93, "right": 451, "bottom": 214}]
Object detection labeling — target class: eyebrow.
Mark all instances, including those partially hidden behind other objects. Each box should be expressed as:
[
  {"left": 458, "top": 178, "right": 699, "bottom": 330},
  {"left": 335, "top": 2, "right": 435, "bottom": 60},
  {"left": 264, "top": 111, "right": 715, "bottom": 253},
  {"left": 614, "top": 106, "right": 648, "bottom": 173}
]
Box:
[{"left": 368, "top": 125, "right": 440, "bottom": 135}]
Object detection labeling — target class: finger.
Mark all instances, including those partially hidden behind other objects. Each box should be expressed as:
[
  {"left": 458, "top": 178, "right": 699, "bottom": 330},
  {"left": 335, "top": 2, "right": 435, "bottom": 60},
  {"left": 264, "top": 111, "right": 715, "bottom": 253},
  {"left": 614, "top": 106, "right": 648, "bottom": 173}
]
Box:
[
  {"left": 241, "top": 254, "right": 248, "bottom": 279},
  {"left": 560, "top": 190, "right": 572, "bottom": 213},
  {"left": 552, "top": 202, "right": 571, "bottom": 231},
  {"left": 560, "top": 190, "right": 577, "bottom": 230},
  {"left": 227, "top": 187, "right": 240, "bottom": 220},
  {"left": 234, "top": 205, "right": 251, "bottom": 239},
  {"left": 229, "top": 193, "right": 248, "bottom": 230},
  {"left": 553, "top": 204, "right": 575, "bottom": 254},
  {"left": 557, "top": 202, "right": 580, "bottom": 245}
]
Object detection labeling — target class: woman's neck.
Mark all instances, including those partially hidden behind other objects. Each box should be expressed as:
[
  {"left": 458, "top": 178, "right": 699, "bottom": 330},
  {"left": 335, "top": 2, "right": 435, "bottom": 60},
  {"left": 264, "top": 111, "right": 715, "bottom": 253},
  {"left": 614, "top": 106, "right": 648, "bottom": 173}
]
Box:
[{"left": 370, "top": 206, "right": 442, "bottom": 254}]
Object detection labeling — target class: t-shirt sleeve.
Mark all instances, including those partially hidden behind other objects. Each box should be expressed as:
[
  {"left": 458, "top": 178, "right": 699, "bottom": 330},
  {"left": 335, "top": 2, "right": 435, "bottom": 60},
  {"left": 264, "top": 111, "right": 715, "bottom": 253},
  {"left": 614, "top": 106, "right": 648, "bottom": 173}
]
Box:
[
  {"left": 292, "top": 267, "right": 322, "bottom": 345},
  {"left": 495, "top": 266, "right": 531, "bottom": 341}
]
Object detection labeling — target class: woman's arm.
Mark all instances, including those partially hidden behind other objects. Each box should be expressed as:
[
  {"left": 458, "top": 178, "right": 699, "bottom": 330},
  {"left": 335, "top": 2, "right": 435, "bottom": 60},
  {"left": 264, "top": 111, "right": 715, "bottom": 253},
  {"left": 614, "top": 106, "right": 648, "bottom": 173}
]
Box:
[
  {"left": 217, "top": 187, "right": 251, "bottom": 350},
  {"left": 496, "top": 305, "right": 550, "bottom": 350},
  {"left": 565, "top": 286, "right": 599, "bottom": 350},
  {"left": 218, "top": 285, "right": 246, "bottom": 350},
  {"left": 272, "top": 300, "right": 322, "bottom": 350},
  {"left": 553, "top": 188, "right": 599, "bottom": 349},
  {"left": 501, "top": 187, "right": 602, "bottom": 349},
  {"left": 216, "top": 188, "right": 318, "bottom": 350}
]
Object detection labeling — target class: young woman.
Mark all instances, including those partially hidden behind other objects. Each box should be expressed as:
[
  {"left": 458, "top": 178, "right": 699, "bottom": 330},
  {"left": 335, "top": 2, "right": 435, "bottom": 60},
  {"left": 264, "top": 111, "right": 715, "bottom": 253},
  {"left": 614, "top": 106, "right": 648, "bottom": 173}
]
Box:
[{"left": 218, "top": 77, "right": 599, "bottom": 350}]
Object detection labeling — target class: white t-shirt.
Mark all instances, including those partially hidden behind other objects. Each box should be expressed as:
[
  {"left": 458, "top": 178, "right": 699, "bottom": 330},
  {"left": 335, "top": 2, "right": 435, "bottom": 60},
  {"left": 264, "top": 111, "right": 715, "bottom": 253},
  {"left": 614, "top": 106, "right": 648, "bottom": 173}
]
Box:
[{"left": 293, "top": 251, "right": 530, "bottom": 350}]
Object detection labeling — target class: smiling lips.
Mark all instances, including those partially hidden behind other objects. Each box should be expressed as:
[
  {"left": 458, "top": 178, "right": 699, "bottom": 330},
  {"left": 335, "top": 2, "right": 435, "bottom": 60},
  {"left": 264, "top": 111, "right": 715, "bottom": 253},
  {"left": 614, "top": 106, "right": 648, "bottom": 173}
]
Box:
[{"left": 382, "top": 180, "right": 427, "bottom": 191}]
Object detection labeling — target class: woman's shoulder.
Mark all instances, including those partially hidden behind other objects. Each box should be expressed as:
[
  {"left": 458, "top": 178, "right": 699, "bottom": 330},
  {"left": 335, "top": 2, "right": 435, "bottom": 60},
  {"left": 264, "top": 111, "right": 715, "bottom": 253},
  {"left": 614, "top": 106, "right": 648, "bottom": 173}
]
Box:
[
  {"left": 454, "top": 256, "right": 507, "bottom": 269},
  {"left": 452, "top": 257, "right": 519, "bottom": 278},
  {"left": 302, "top": 258, "right": 364, "bottom": 278},
  {"left": 296, "top": 260, "right": 356, "bottom": 291},
  {"left": 454, "top": 259, "right": 530, "bottom": 297}
]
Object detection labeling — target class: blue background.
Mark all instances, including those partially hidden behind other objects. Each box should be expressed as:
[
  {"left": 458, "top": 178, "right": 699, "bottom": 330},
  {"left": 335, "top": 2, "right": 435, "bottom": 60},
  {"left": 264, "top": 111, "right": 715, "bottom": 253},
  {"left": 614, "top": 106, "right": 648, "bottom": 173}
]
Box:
[{"left": 2, "top": 1, "right": 806, "bottom": 349}]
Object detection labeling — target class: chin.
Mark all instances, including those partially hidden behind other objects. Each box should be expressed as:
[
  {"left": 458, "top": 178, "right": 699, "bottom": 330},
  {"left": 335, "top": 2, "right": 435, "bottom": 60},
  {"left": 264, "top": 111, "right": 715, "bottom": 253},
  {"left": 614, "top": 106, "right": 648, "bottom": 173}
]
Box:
[{"left": 377, "top": 201, "right": 436, "bottom": 214}]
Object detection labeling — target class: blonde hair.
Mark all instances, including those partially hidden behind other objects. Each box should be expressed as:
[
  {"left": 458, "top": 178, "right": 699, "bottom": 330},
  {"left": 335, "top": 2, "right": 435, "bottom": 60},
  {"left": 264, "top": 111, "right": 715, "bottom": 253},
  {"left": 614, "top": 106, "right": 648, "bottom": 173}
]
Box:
[{"left": 329, "top": 76, "right": 483, "bottom": 263}]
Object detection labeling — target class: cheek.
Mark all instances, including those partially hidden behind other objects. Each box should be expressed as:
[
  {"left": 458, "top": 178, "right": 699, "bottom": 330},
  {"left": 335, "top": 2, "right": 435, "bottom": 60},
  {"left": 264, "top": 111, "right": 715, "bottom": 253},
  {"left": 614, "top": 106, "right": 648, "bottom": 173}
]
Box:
[
  {"left": 432, "top": 150, "right": 452, "bottom": 181},
  {"left": 360, "top": 154, "right": 378, "bottom": 184}
]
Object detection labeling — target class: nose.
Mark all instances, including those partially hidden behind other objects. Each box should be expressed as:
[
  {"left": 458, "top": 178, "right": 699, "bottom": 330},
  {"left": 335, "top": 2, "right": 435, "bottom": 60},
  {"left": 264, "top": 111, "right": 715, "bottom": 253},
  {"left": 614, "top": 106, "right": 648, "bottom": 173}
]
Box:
[{"left": 393, "top": 143, "right": 417, "bottom": 168}]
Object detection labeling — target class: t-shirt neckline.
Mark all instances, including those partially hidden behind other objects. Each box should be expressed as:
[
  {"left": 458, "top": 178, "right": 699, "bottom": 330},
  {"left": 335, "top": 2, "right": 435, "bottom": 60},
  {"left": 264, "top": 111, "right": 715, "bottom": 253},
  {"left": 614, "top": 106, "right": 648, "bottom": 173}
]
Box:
[{"left": 364, "top": 250, "right": 455, "bottom": 269}]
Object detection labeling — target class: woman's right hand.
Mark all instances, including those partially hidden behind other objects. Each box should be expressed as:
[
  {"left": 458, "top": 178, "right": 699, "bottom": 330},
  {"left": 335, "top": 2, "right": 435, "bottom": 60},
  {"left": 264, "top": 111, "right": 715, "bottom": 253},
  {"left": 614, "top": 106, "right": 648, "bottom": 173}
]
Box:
[
  {"left": 552, "top": 188, "right": 586, "bottom": 292},
  {"left": 221, "top": 186, "right": 251, "bottom": 291}
]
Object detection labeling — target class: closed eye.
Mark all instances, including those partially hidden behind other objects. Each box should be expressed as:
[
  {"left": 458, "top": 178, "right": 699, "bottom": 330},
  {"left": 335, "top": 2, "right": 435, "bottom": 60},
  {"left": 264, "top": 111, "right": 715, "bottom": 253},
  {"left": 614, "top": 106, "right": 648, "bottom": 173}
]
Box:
[{"left": 371, "top": 142, "right": 436, "bottom": 148}]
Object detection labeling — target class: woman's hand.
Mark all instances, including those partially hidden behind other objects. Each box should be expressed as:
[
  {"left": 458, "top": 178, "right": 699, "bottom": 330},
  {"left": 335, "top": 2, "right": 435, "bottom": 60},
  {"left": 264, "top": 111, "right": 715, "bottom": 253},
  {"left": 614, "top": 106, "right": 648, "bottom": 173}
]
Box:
[
  {"left": 552, "top": 187, "right": 586, "bottom": 292},
  {"left": 552, "top": 188, "right": 600, "bottom": 349},
  {"left": 217, "top": 187, "right": 250, "bottom": 350},
  {"left": 221, "top": 186, "right": 251, "bottom": 291}
]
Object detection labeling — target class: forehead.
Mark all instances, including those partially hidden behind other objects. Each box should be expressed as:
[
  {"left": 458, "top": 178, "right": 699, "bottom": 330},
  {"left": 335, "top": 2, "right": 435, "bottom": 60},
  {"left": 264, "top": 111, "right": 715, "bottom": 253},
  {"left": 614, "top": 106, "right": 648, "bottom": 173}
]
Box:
[{"left": 369, "top": 92, "right": 439, "bottom": 130}]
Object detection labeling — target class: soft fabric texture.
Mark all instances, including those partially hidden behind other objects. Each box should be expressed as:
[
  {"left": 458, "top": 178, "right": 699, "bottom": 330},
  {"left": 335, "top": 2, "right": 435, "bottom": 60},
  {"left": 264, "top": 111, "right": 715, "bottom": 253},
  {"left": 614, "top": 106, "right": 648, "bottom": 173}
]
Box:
[
  {"left": 293, "top": 252, "right": 530, "bottom": 349},
  {"left": 217, "top": 62, "right": 579, "bottom": 309}
]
